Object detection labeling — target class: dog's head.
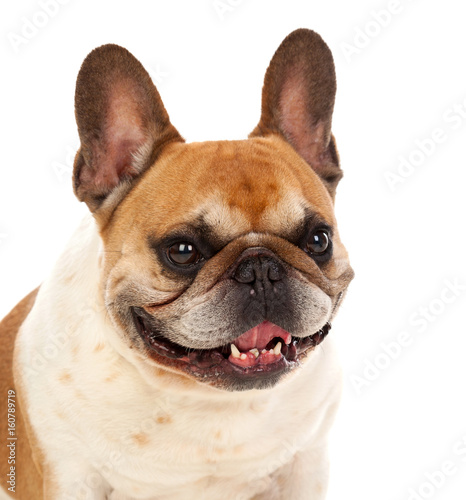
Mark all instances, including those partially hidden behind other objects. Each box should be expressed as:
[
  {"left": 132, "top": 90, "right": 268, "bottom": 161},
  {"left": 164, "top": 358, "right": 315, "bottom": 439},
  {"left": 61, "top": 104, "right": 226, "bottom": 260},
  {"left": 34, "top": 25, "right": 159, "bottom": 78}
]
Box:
[{"left": 73, "top": 29, "right": 354, "bottom": 391}]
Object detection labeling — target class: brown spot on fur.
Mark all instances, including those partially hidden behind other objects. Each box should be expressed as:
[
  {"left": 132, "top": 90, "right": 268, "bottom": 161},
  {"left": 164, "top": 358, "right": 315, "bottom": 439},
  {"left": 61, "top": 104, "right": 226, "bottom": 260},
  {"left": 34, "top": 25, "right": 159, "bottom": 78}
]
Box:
[
  {"left": 58, "top": 371, "right": 72, "bottom": 383},
  {"left": 93, "top": 342, "right": 105, "bottom": 352},
  {"left": 156, "top": 414, "right": 172, "bottom": 424},
  {"left": 55, "top": 410, "right": 66, "bottom": 420},
  {"left": 63, "top": 272, "right": 77, "bottom": 285},
  {"left": 132, "top": 432, "right": 150, "bottom": 446},
  {"left": 149, "top": 366, "right": 198, "bottom": 388},
  {"left": 104, "top": 371, "right": 120, "bottom": 383},
  {"left": 276, "top": 474, "right": 286, "bottom": 488}
]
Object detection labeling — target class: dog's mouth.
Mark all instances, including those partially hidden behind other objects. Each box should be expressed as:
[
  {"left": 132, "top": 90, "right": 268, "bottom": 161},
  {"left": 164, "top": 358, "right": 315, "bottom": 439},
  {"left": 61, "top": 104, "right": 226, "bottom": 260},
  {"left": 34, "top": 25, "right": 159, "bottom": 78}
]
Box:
[{"left": 131, "top": 308, "right": 330, "bottom": 390}]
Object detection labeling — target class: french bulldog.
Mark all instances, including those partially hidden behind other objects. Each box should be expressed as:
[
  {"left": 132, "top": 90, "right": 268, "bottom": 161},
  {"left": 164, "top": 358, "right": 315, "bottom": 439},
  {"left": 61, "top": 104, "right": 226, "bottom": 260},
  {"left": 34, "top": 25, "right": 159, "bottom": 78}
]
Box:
[{"left": 0, "top": 28, "right": 353, "bottom": 500}]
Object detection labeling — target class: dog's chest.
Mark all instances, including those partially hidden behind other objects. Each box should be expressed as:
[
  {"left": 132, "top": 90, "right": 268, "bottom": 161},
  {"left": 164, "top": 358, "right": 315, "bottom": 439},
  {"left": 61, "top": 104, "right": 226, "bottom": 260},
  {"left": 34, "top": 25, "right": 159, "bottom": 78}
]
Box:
[
  {"left": 53, "top": 363, "right": 315, "bottom": 499},
  {"left": 20, "top": 331, "right": 322, "bottom": 499},
  {"left": 18, "top": 310, "right": 335, "bottom": 499}
]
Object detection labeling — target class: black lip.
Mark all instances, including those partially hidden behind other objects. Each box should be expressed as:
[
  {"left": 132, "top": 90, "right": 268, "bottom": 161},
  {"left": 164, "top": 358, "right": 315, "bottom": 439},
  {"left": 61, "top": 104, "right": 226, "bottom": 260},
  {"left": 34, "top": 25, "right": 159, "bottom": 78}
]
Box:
[{"left": 131, "top": 307, "right": 331, "bottom": 389}]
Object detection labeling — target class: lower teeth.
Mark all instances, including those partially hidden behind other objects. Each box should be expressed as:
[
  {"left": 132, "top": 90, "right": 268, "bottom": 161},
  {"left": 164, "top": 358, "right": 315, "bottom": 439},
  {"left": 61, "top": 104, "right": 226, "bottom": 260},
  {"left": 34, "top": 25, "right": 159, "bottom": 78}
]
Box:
[{"left": 231, "top": 341, "right": 282, "bottom": 360}]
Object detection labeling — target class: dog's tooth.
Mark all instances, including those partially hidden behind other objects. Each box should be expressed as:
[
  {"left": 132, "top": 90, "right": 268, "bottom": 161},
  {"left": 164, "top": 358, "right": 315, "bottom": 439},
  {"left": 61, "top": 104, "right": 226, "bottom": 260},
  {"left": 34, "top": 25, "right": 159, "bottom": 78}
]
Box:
[
  {"left": 274, "top": 342, "right": 282, "bottom": 356},
  {"left": 231, "top": 344, "right": 241, "bottom": 359},
  {"left": 249, "top": 348, "right": 259, "bottom": 358},
  {"left": 261, "top": 349, "right": 267, "bottom": 354},
  {"left": 240, "top": 353, "right": 247, "bottom": 360}
]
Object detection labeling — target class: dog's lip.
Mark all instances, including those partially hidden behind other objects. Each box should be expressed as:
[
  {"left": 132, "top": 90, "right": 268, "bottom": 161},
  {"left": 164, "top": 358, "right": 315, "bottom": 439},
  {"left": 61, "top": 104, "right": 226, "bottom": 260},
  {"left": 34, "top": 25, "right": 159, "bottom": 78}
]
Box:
[{"left": 131, "top": 307, "right": 331, "bottom": 377}]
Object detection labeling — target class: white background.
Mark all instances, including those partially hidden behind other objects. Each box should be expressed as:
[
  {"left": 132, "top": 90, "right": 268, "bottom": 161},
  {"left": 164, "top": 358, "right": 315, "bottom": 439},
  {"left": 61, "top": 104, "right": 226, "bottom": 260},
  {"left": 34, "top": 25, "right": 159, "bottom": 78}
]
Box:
[{"left": 1, "top": 1, "right": 466, "bottom": 499}]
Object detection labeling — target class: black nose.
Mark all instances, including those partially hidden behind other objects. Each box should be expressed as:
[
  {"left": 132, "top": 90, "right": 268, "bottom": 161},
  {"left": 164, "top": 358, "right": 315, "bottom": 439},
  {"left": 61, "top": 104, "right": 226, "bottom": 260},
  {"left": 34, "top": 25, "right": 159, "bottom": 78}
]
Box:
[
  {"left": 231, "top": 249, "right": 289, "bottom": 329},
  {"left": 233, "top": 254, "right": 285, "bottom": 285}
]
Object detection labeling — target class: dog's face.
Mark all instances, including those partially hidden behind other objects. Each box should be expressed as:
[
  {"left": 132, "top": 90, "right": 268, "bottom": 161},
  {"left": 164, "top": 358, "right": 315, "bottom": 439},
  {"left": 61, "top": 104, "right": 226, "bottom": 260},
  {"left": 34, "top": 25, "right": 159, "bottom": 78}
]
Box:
[{"left": 72, "top": 29, "right": 353, "bottom": 391}]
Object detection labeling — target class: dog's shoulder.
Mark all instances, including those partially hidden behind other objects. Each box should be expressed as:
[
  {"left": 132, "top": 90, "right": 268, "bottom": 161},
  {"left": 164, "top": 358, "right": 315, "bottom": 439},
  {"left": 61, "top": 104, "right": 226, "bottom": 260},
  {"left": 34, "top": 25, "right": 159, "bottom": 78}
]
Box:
[{"left": 0, "top": 288, "right": 43, "bottom": 499}]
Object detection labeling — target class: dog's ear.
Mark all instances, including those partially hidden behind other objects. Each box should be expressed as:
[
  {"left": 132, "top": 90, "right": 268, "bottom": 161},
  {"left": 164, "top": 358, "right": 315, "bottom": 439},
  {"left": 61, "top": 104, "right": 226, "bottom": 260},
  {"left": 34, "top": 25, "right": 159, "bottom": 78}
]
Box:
[
  {"left": 250, "top": 29, "right": 341, "bottom": 198},
  {"left": 73, "top": 44, "right": 183, "bottom": 214}
]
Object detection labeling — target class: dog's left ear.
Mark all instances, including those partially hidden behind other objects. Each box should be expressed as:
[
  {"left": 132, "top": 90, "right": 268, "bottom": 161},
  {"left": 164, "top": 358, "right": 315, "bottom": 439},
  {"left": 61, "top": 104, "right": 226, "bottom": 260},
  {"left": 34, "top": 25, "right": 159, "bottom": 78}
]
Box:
[
  {"left": 250, "top": 29, "right": 342, "bottom": 198},
  {"left": 73, "top": 44, "right": 183, "bottom": 214}
]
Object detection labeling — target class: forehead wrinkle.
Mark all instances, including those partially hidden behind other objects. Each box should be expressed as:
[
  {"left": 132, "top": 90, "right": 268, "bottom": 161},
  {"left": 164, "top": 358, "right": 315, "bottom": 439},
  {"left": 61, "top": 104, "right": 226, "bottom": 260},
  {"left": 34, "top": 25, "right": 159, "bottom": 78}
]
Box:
[
  {"left": 259, "top": 190, "right": 306, "bottom": 235},
  {"left": 192, "top": 195, "right": 251, "bottom": 241}
]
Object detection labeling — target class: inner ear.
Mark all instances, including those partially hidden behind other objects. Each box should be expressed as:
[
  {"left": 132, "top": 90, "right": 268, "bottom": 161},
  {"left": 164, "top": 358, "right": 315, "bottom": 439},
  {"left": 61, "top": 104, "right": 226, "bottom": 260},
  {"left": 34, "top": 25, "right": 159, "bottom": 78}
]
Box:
[
  {"left": 73, "top": 44, "right": 183, "bottom": 214},
  {"left": 250, "top": 29, "right": 342, "bottom": 198},
  {"left": 279, "top": 68, "right": 327, "bottom": 167},
  {"left": 78, "top": 81, "right": 151, "bottom": 193}
]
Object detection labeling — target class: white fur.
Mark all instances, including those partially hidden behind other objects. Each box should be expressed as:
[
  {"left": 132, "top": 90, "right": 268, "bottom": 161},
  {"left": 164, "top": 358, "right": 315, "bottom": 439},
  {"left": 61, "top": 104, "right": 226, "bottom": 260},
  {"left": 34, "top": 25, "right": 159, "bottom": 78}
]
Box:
[{"left": 9, "top": 216, "right": 342, "bottom": 500}]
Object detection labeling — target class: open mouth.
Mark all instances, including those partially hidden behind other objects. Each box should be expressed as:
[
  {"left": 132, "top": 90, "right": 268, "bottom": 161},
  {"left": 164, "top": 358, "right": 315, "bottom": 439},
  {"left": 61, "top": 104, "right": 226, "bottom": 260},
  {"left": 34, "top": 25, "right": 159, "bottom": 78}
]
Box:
[{"left": 132, "top": 307, "right": 330, "bottom": 388}]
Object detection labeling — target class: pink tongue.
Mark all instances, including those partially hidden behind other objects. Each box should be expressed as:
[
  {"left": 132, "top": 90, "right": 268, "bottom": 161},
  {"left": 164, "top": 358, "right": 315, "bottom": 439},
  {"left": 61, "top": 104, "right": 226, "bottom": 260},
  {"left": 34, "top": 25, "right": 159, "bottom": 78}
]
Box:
[{"left": 234, "top": 321, "right": 292, "bottom": 351}]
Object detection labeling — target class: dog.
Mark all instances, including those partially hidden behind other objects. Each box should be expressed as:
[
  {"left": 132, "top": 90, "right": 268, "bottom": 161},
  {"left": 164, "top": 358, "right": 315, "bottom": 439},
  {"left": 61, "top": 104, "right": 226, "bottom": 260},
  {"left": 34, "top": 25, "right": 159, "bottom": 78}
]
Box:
[{"left": 0, "top": 28, "right": 353, "bottom": 500}]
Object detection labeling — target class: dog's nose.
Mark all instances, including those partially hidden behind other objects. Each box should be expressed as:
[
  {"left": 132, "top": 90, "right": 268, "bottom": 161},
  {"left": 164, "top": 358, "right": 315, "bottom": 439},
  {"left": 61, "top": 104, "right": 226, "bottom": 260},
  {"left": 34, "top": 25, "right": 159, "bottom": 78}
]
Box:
[{"left": 233, "top": 254, "right": 285, "bottom": 285}]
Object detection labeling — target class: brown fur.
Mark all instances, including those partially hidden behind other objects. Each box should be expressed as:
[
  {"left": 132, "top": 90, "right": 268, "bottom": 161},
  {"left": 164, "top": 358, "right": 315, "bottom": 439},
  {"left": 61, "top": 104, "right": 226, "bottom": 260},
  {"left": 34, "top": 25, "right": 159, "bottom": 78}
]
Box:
[{"left": 0, "top": 288, "right": 43, "bottom": 499}]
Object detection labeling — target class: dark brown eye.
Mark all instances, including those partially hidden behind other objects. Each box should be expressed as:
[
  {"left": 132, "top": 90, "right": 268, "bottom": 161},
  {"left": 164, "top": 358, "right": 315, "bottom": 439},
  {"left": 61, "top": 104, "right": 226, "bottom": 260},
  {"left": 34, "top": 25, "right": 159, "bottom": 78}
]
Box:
[
  {"left": 167, "top": 242, "right": 202, "bottom": 266},
  {"left": 306, "top": 230, "right": 330, "bottom": 255}
]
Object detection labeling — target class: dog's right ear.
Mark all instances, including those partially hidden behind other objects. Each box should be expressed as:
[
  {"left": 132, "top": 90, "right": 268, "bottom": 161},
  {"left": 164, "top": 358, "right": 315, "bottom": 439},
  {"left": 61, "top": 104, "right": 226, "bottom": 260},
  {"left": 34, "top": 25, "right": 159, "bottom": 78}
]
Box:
[
  {"left": 250, "top": 29, "right": 341, "bottom": 199},
  {"left": 73, "top": 44, "right": 183, "bottom": 215}
]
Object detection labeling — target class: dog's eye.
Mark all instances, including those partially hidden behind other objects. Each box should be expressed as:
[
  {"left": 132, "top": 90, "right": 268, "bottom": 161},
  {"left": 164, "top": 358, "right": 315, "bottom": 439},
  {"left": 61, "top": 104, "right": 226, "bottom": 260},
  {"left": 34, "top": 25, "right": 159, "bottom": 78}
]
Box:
[
  {"left": 306, "top": 230, "right": 330, "bottom": 256},
  {"left": 167, "top": 243, "right": 202, "bottom": 266}
]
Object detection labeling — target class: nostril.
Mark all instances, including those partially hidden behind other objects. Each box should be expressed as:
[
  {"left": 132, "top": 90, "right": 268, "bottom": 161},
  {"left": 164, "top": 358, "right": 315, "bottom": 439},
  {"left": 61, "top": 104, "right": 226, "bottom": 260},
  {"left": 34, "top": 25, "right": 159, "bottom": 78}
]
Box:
[
  {"left": 233, "top": 255, "right": 285, "bottom": 284},
  {"left": 264, "top": 258, "right": 284, "bottom": 282},
  {"left": 234, "top": 258, "right": 256, "bottom": 284}
]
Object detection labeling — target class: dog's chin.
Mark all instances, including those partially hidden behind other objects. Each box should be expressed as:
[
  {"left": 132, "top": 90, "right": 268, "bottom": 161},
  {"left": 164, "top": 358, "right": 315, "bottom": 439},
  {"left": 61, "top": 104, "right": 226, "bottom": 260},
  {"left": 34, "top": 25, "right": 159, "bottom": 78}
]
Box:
[{"left": 131, "top": 307, "right": 331, "bottom": 391}]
